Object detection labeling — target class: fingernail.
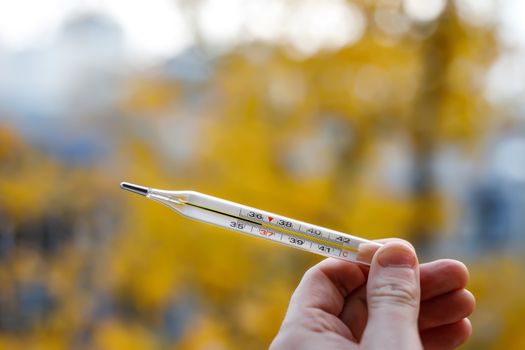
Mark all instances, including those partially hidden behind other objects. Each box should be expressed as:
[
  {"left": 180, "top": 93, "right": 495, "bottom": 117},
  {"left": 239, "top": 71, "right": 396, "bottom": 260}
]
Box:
[{"left": 377, "top": 243, "right": 416, "bottom": 268}]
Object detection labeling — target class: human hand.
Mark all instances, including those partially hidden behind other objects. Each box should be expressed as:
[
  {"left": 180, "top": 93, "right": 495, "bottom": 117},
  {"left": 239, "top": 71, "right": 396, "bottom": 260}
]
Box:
[{"left": 270, "top": 240, "right": 474, "bottom": 350}]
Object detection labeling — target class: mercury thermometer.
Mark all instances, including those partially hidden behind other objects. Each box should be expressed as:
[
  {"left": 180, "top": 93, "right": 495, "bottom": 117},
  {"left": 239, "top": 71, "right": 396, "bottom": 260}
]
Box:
[{"left": 120, "top": 182, "right": 382, "bottom": 265}]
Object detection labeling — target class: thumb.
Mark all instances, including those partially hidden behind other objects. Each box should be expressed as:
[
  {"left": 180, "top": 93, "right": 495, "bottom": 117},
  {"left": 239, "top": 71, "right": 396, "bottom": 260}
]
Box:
[{"left": 361, "top": 241, "right": 422, "bottom": 349}]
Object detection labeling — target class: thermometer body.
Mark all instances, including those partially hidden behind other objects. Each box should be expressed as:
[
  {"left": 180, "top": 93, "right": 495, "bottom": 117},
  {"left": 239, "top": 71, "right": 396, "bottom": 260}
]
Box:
[{"left": 121, "top": 182, "right": 382, "bottom": 265}]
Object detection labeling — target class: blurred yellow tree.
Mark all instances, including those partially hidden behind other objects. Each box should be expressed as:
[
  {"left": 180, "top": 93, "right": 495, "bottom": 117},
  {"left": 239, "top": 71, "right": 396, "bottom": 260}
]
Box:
[{"left": 3, "top": 1, "right": 524, "bottom": 350}]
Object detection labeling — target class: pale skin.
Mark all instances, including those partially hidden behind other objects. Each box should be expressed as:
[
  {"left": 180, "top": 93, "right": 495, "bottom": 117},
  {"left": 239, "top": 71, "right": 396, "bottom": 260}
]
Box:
[{"left": 271, "top": 239, "right": 475, "bottom": 350}]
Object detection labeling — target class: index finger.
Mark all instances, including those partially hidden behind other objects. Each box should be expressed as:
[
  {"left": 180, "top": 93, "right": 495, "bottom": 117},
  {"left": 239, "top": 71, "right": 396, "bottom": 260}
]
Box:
[{"left": 289, "top": 258, "right": 367, "bottom": 316}]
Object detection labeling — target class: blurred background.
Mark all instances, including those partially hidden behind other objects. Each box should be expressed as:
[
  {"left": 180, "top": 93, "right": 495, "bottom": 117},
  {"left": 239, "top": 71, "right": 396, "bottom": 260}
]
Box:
[{"left": 0, "top": 0, "right": 524, "bottom": 348}]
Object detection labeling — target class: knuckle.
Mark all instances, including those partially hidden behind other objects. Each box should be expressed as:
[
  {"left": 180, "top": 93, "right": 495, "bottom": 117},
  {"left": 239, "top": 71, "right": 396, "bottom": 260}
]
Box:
[
  {"left": 300, "top": 307, "right": 332, "bottom": 333},
  {"left": 368, "top": 281, "right": 419, "bottom": 309},
  {"left": 302, "top": 265, "right": 323, "bottom": 283}
]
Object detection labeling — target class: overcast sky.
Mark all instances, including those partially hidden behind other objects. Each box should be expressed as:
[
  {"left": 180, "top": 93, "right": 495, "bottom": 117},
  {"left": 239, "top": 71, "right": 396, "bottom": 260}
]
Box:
[{"left": 0, "top": 0, "right": 524, "bottom": 62}]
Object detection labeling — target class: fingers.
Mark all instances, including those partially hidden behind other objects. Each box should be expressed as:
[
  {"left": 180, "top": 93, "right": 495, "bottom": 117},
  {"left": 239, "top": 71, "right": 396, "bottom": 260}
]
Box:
[
  {"left": 338, "top": 285, "right": 368, "bottom": 341},
  {"left": 289, "top": 258, "right": 366, "bottom": 315},
  {"left": 343, "top": 239, "right": 473, "bottom": 349},
  {"left": 372, "top": 240, "right": 469, "bottom": 300},
  {"left": 421, "top": 318, "right": 472, "bottom": 350},
  {"left": 420, "top": 259, "right": 469, "bottom": 301},
  {"left": 278, "top": 258, "right": 367, "bottom": 342},
  {"left": 419, "top": 289, "right": 476, "bottom": 330},
  {"left": 338, "top": 280, "right": 475, "bottom": 341},
  {"left": 361, "top": 241, "right": 422, "bottom": 349}
]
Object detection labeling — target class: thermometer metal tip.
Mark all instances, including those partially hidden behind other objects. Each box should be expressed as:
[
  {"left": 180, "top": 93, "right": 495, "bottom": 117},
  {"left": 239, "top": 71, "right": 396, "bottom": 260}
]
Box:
[{"left": 120, "top": 182, "right": 149, "bottom": 196}]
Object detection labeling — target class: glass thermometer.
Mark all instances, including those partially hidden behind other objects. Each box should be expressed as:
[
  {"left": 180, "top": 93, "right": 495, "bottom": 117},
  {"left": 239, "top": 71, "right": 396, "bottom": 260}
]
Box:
[{"left": 120, "top": 182, "right": 382, "bottom": 265}]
